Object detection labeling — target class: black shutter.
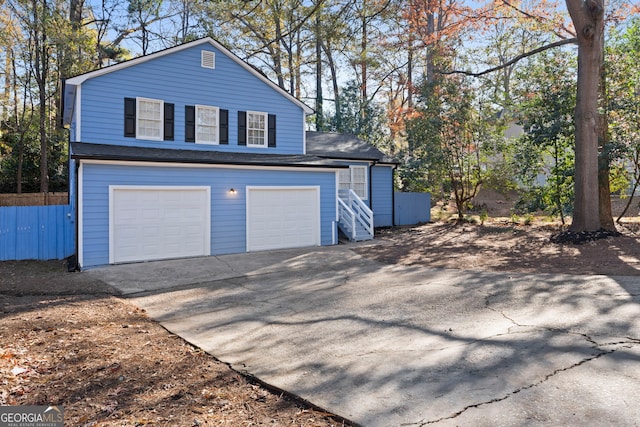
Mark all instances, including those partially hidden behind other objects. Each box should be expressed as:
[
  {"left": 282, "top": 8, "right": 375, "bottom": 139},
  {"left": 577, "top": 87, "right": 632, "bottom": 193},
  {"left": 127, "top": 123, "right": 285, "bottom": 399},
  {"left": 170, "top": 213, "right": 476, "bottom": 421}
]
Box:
[
  {"left": 124, "top": 98, "right": 136, "bottom": 137},
  {"left": 268, "top": 114, "right": 276, "bottom": 147},
  {"left": 185, "top": 105, "right": 195, "bottom": 142},
  {"left": 164, "top": 103, "right": 174, "bottom": 141},
  {"left": 219, "top": 109, "right": 228, "bottom": 144},
  {"left": 238, "top": 111, "right": 246, "bottom": 146}
]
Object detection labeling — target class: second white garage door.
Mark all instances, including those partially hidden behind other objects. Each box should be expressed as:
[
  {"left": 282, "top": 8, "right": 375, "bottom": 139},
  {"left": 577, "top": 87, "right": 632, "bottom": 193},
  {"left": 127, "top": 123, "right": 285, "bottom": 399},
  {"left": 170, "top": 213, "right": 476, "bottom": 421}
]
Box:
[
  {"left": 246, "top": 186, "right": 320, "bottom": 252},
  {"left": 110, "top": 186, "right": 210, "bottom": 264}
]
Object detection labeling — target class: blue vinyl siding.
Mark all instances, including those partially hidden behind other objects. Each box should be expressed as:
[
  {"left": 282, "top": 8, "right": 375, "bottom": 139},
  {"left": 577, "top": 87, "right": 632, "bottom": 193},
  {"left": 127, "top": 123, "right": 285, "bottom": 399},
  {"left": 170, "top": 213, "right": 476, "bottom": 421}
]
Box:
[
  {"left": 371, "top": 165, "right": 394, "bottom": 227},
  {"left": 76, "top": 44, "right": 306, "bottom": 155},
  {"left": 80, "top": 162, "right": 337, "bottom": 268},
  {"left": 337, "top": 161, "right": 394, "bottom": 227}
]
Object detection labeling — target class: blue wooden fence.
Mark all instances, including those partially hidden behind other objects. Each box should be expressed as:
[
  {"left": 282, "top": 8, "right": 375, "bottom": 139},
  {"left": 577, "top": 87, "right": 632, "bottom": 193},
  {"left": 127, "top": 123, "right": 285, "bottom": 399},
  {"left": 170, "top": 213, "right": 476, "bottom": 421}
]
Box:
[
  {"left": 0, "top": 205, "right": 75, "bottom": 261},
  {"left": 394, "top": 192, "right": 431, "bottom": 226}
]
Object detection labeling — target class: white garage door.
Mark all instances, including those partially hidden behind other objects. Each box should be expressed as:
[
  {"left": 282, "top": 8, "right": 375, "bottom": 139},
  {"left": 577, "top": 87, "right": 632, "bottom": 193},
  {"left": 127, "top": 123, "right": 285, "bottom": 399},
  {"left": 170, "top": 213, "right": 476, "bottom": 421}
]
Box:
[
  {"left": 110, "top": 186, "right": 210, "bottom": 264},
  {"left": 247, "top": 187, "right": 320, "bottom": 252}
]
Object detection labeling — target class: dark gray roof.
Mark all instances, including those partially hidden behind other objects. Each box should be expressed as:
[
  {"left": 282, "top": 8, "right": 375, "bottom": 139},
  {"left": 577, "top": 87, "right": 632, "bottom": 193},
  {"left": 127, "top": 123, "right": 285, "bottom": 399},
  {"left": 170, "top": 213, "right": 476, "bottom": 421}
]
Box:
[
  {"left": 305, "top": 131, "right": 397, "bottom": 164},
  {"left": 71, "top": 142, "right": 347, "bottom": 168}
]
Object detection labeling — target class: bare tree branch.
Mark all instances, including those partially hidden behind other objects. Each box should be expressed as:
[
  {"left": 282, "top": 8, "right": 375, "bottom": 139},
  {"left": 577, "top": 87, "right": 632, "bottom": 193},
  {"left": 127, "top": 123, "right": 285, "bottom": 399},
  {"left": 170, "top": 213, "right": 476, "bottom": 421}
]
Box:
[
  {"left": 230, "top": 0, "right": 326, "bottom": 55},
  {"left": 500, "top": 0, "right": 576, "bottom": 39},
  {"left": 440, "top": 38, "right": 577, "bottom": 77}
]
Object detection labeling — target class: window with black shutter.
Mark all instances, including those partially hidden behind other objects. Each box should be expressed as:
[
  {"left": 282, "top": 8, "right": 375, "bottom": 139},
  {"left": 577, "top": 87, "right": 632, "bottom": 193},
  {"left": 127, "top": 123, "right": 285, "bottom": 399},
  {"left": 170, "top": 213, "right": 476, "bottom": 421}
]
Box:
[{"left": 125, "top": 97, "right": 166, "bottom": 140}]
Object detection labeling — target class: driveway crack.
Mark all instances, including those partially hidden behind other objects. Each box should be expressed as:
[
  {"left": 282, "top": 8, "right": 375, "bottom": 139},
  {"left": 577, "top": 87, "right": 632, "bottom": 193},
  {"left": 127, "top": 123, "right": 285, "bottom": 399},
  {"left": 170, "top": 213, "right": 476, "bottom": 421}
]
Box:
[
  {"left": 408, "top": 296, "right": 640, "bottom": 426},
  {"left": 411, "top": 342, "right": 638, "bottom": 426}
]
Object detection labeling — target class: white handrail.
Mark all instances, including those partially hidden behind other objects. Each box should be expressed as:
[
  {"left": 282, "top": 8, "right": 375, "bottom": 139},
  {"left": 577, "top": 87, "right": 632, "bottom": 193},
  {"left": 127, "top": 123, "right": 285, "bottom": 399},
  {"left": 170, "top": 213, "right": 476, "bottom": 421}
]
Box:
[
  {"left": 337, "top": 197, "right": 357, "bottom": 240},
  {"left": 347, "top": 189, "right": 374, "bottom": 237},
  {"left": 337, "top": 189, "right": 373, "bottom": 241}
]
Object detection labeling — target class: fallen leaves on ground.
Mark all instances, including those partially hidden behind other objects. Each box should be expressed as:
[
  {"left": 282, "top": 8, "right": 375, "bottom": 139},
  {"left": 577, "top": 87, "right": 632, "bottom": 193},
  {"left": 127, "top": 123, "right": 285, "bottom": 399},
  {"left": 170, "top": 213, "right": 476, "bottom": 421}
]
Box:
[
  {"left": 359, "top": 220, "right": 640, "bottom": 276},
  {"left": 0, "top": 266, "right": 346, "bottom": 427}
]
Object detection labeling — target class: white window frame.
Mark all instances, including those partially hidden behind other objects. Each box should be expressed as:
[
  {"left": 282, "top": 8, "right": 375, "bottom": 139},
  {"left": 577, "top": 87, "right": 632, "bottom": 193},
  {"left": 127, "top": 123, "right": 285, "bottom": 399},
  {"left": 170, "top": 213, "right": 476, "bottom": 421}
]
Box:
[
  {"left": 195, "top": 105, "right": 219, "bottom": 145},
  {"left": 136, "top": 97, "right": 163, "bottom": 141},
  {"left": 339, "top": 165, "right": 368, "bottom": 200},
  {"left": 247, "top": 111, "right": 268, "bottom": 147},
  {"left": 338, "top": 169, "right": 351, "bottom": 192}
]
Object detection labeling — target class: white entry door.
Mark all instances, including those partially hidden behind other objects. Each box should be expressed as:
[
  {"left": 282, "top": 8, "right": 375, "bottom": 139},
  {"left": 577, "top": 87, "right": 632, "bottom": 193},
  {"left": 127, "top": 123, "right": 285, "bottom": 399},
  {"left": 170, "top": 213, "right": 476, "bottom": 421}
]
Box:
[
  {"left": 246, "top": 187, "right": 320, "bottom": 252},
  {"left": 110, "top": 186, "right": 210, "bottom": 263}
]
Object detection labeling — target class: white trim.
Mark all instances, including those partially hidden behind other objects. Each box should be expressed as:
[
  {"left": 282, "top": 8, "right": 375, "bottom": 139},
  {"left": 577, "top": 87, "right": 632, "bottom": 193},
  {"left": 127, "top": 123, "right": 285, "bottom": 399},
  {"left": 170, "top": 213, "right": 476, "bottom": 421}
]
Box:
[
  {"left": 246, "top": 185, "right": 321, "bottom": 252},
  {"left": 338, "top": 168, "right": 351, "bottom": 192},
  {"left": 78, "top": 162, "right": 84, "bottom": 268},
  {"left": 338, "top": 165, "right": 368, "bottom": 200},
  {"left": 65, "top": 38, "right": 313, "bottom": 115},
  {"left": 195, "top": 105, "right": 219, "bottom": 145},
  {"left": 302, "top": 114, "right": 307, "bottom": 154},
  {"left": 246, "top": 185, "right": 320, "bottom": 190},
  {"left": 246, "top": 111, "right": 268, "bottom": 148},
  {"left": 335, "top": 171, "right": 340, "bottom": 221},
  {"left": 77, "top": 158, "right": 343, "bottom": 173},
  {"left": 108, "top": 186, "right": 114, "bottom": 264},
  {"left": 350, "top": 165, "right": 368, "bottom": 200},
  {"left": 332, "top": 220, "right": 336, "bottom": 245},
  {"left": 75, "top": 86, "right": 82, "bottom": 141},
  {"left": 108, "top": 185, "right": 211, "bottom": 264},
  {"left": 136, "top": 97, "right": 164, "bottom": 141}
]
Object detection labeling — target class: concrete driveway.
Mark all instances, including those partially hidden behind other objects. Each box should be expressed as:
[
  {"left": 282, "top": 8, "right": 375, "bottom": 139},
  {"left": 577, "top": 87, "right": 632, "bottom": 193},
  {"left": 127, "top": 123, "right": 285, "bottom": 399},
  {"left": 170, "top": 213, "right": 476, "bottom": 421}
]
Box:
[{"left": 89, "top": 244, "right": 640, "bottom": 426}]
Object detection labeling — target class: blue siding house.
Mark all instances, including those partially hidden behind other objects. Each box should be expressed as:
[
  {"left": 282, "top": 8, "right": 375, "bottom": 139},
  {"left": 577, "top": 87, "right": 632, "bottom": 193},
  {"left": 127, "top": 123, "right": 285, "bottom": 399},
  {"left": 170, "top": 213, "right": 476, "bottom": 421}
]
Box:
[
  {"left": 63, "top": 38, "right": 396, "bottom": 269},
  {"left": 305, "top": 132, "right": 396, "bottom": 228}
]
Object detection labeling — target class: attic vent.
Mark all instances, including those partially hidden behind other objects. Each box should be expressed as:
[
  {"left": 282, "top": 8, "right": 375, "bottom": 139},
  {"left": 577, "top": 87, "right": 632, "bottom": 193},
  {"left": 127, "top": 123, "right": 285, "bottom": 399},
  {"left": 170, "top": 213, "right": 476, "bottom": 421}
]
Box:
[{"left": 201, "top": 50, "right": 215, "bottom": 69}]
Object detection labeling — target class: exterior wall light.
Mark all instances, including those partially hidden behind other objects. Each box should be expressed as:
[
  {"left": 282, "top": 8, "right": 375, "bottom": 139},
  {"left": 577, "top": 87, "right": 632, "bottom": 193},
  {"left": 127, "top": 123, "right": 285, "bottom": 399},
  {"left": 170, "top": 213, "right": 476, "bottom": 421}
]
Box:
[{"left": 229, "top": 188, "right": 237, "bottom": 195}]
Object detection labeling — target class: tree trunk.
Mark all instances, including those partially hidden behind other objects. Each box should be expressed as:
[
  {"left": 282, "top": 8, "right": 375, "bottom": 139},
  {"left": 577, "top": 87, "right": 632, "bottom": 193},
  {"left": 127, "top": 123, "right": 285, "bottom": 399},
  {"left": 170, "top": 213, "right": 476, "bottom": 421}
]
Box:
[
  {"left": 10, "top": 51, "right": 24, "bottom": 194},
  {"left": 407, "top": 0, "right": 415, "bottom": 108},
  {"left": 315, "top": 8, "right": 324, "bottom": 131},
  {"left": 3, "top": 49, "right": 10, "bottom": 103},
  {"left": 425, "top": 0, "right": 435, "bottom": 83},
  {"left": 598, "top": 144, "right": 615, "bottom": 230},
  {"left": 16, "top": 137, "right": 24, "bottom": 194},
  {"left": 597, "top": 41, "right": 616, "bottom": 230},
  {"left": 179, "top": 0, "right": 190, "bottom": 43},
  {"left": 566, "top": 0, "right": 604, "bottom": 232},
  {"left": 295, "top": 31, "right": 302, "bottom": 98},
  {"left": 69, "top": 0, "right": 83, "bottom": 29},
  {"left": 360, "top": 3, "right": 367, "bottom": 102},
  {"left": 554, "top": 141, "right": 566, "bottom": 225},
  {"left": 272, "top": 10, "right": 285, "bottom": 90},
  {"left": 39, "top": 91, "right": 48, "bottom": 193},
  {"left": 323, "top": 40, "right": 340, "bottom": 130},
  {"left": 33, "top": 0, "right": 49, "bottom": 193}
]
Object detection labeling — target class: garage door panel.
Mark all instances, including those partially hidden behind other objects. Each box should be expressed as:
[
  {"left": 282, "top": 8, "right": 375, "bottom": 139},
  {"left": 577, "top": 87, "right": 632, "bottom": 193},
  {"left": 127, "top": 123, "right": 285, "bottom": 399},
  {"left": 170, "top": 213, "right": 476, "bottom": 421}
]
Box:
[
  {"left": 247, "top": 187, "right": 320, "bottom": 252},
  {"left": 111, "top": 187, "right": 210, "bottom": 264}
]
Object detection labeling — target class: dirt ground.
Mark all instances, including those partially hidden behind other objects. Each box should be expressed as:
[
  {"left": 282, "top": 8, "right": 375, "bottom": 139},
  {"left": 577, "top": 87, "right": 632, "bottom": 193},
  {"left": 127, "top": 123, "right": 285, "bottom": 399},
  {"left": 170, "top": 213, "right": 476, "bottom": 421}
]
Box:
[
  {"left": 359, "top": 219, "right": 640, "bottom": 276},
  {"left": 357, "top": 189, "right": 640, "bottom": 277},
  {"left": 360, "top": 189, "right": 640, "bottom": 277},
  {"left": 2, "top": 195, "right": 640, "bottom": 425},
  {"left": 0, "top": 261, "right": 345, "bottom": 426}
]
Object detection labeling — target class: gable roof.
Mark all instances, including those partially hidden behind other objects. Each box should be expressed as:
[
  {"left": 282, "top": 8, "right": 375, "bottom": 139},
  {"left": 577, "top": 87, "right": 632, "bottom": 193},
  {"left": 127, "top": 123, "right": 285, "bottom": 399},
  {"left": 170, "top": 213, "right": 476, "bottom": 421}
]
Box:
[
  {"left": 64, "top": 37, "right": 313, "bottom": 115},
  {"left": 306, "top": 131, "right": 397, "bottom": 164}
]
